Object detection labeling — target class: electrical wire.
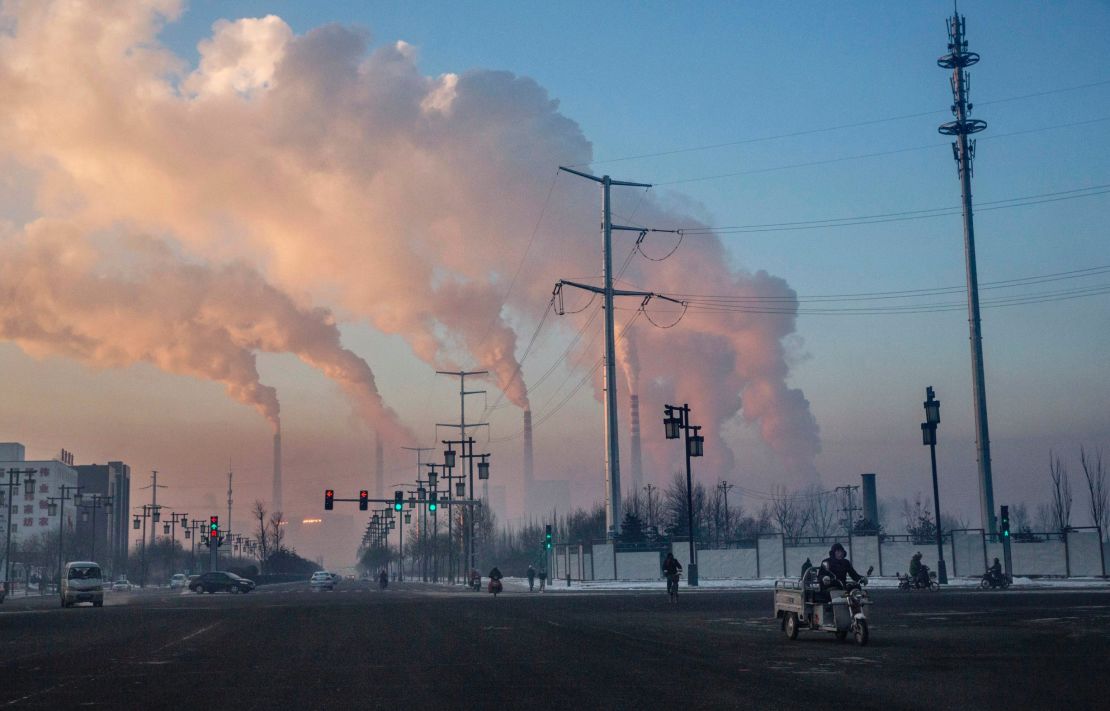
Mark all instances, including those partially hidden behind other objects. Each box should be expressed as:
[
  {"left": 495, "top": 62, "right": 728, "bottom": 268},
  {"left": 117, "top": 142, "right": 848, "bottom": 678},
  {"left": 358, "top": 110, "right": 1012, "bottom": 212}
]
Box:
[
  {"left": 656, "top": 183, "right": 1110, "bottom": 235},
  {"left": 655, "top": 116, "right": 1110, "bottom": 186},
  {"left": 580, "top": 78, "right": 1110, "bottom": 167}
]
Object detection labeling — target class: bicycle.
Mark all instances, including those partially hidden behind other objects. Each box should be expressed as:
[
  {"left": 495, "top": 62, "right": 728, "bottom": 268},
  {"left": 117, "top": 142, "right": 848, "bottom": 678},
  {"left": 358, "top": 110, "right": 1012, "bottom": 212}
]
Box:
[{"left": 666, "top": 572, "right": 681, "bottom": 603}]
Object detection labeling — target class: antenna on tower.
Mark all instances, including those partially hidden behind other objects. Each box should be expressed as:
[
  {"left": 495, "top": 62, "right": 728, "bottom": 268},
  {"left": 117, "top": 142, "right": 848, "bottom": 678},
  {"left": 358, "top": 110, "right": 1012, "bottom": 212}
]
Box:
[{"left": 937, "top": 9, "right": 997, "bottom": 535}]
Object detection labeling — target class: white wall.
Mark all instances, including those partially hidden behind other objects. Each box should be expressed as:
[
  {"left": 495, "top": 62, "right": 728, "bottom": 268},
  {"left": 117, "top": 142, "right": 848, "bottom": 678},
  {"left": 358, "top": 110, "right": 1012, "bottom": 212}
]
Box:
[
  {"left": 1012, "top": 539, "right": 1067, "bottom": 576},
  {"left": 616, "top": 551, "right": 661, "bottom": 580},
  {"left": 697, "top": 548, "right": 758, "bottom": 578},
  {"left": 1066, "top": 531, "right": 1104, "bottom": 576},
  {"left": 592, "top": 543, "right": 615, "bottom": 580},
  {"left": 757, "top": 536, "right": 785, "bottom": 578},
  {"left": 951, "top": 532, "right": 986, "bottom": 576}
]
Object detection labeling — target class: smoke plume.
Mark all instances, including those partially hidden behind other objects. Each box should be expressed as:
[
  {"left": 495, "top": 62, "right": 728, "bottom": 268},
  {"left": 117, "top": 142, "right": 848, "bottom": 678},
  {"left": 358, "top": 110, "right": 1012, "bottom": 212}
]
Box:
[{"left": 0, "top": 0, "right": 821, "bottom": 485}]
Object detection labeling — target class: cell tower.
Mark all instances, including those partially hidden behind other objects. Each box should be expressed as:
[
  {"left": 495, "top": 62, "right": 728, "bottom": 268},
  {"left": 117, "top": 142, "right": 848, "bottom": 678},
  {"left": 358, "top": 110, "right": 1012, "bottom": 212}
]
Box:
[{"left": 937, "top": 7, "right": 996, "bottom": 533}]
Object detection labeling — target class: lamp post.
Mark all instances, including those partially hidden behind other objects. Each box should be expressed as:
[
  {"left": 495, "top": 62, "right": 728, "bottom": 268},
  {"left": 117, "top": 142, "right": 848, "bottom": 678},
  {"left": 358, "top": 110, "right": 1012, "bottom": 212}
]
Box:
[
  {"left": 47, "top": 484, "right": 82, "bottom": 586},
  {"left": 920, "top": 386, "right": 948, "bottom": 585},
  {"left": 2, "top": 468, "right": 37, "bottom": 592},
  {"left": 444, "top": 437, "right": 490, "bottom": 579},
  {"left": 132, "top": 504, "right": 159, "bottom": 587},
  {"left": 664, "top": 403, "right": 704, "bottom": 586},
  {"left": 165, "top": 512, "right": 188, "bottom": 577},
  {"left": 76, "top": 494, "right": 114, "bottom": 564}
]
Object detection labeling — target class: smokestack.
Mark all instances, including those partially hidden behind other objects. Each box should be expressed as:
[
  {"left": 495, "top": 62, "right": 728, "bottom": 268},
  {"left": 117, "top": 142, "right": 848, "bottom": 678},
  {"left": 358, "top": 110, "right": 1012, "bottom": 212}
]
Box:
[
  {"left": 861, "top": 473, "right": 878, "bottom": 525},
  {"left": 629, "top": 394, "right": 643, "bottom": 495},
  {"left": 272, "top": 428, "right": 283, "bottom": 514},
  {"left": 523, "top": 409, "right": 534, "bottom": 511},
  {"left": 375, "top": 433, "right": 384, "bottom": 498}
]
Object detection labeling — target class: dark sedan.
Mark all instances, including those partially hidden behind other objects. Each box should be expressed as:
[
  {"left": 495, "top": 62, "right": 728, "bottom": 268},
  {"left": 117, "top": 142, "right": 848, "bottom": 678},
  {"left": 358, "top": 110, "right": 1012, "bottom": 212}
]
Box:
[{"left": 188, "top": 571, "right": 255, "bottom": 594}]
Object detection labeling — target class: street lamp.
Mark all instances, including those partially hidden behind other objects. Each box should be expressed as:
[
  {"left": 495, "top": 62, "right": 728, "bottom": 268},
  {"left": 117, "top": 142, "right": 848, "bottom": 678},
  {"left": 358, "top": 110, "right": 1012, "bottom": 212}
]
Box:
[
  {"left": 663, "top": 403, "right": 702, "bottom": 586},
  {"left": 921, "top": 386, "right": 948, "bottom": 585},
  {"left": 48, "top": 484, "right": 82, "bottom": 586},
  {"left": 3, "top": 468, "right": 37, "bottom": 591},
  {"left": 443, "top": 448, "right": 456, "bottom": 469}
]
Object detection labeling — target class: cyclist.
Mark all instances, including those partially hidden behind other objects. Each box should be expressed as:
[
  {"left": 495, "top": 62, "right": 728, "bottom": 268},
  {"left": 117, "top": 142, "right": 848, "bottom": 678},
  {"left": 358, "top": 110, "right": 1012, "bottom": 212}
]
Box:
[{"left": 662, "top": 552, "right": 683, "bottom": 601}]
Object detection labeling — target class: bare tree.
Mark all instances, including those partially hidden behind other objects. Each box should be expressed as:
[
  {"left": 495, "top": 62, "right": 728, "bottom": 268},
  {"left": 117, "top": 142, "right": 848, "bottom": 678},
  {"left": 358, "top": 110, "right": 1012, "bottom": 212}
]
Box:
[
  {"left": 803, "top": 486, "right": 837, "bottom": 538},
  {"left": 770, "top": 485, "right": 810, "bottom": 544},
  {"left": 267, "top": 511, "right": 286, "bottom": 553},
  {"left": 1049, "top": 450, "right": 1073, "bottom": 532},
  {"left": 1080, "top": 447, "right": 1108, "bottom": 539},
  {"left": 251, "top": 500, "right": 270, "bottom": 572}
]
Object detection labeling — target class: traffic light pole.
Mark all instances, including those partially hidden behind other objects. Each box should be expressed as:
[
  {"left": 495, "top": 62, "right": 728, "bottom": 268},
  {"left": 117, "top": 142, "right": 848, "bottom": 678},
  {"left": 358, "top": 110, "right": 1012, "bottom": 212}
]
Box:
[{"left": 1000, "top": 505, "right": 1013, "bottom": 577}]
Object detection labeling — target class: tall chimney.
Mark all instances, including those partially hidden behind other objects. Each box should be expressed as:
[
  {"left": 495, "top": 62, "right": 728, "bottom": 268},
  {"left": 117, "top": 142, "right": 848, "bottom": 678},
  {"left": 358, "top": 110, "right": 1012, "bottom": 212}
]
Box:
[
  {"left": 375, "top": 433, "right": 384, "bottom": 499},
  {"left": 523, "top": 409, "right": 534, "bottom": 511},
  {"left": 861, "top": 473, "right": 878, "bottom": 525},
  {"left": 272, "top": 428, "right": 283, "bottom": 514},
  {"left": 629, "top": 394, "right": 643, "bottom": 495}
]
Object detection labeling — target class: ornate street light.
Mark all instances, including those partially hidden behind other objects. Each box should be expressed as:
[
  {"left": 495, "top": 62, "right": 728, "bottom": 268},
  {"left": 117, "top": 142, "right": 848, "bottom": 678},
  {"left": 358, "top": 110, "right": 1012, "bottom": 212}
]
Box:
[
  {"left": 456, "top": 481, "right": 465, "bottom": 497},
  {"left": 443, "top": 449, "right": 457, "bottom": 469},
  {"left": 688, "top": 427, "right": 705, "bottom": 458},
  {"left": 478, "top": 458, "right": 490, "bottom": 480},
  {"left": 163, "top": 523, "right": 171, "bottom": 535},
  {"left": 49, "top": 502, "right": 58, "bottom": 517},
  {"left": 664, "top": 413, "right": 683, "bottom": 440},
  {"left": 23, "top": 474, "right": 36, "bottom": 496},
  {"left": 133, "top": 516, "right": 141, "bottom": 530}
]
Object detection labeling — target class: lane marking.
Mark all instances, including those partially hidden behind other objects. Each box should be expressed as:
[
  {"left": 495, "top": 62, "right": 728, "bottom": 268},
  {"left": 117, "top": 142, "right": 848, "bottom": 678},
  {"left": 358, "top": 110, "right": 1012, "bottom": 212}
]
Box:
[{"left": 151, "top": 622, "right": 221, "bottom": 655}]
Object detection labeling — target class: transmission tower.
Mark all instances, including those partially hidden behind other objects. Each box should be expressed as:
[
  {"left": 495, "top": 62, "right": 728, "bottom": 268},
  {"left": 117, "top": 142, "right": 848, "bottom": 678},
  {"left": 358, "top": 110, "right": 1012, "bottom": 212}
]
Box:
[{"left": 937, "top": 7, "right": 996, "bottom": 534}]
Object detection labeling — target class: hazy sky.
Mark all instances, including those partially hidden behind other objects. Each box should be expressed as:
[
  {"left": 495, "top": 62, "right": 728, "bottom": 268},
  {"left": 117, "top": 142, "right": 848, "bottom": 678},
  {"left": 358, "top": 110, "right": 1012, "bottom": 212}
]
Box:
[{"left": 1, "top": 1, "right": 1107, "bottom": 563}]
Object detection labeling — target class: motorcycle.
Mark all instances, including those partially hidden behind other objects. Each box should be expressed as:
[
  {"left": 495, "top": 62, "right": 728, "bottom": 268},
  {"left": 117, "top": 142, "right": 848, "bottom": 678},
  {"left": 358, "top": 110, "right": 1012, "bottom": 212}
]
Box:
[
  {"left": 897, "top": 569, "right": 939, "bottom": 591},
  {"left": 469, "top": 574, "right": 481, "bottom": 591},
  {"left": 488, "top": 578, "right": 503, "bottom": 596},
  {"left": 775, "top": 565, "right": 874, "bottom": 646},
  {"left": 980, "top": 570, "right": 1011, "bottom": 590}
]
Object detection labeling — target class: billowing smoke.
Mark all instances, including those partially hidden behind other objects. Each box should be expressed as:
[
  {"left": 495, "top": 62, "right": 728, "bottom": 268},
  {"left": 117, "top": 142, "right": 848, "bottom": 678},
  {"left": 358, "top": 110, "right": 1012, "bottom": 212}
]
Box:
[
  {"left": 0, "top": 0, "right": 820, "bottom": 485},
  {"left": 0, "top": 220, "right": 412, "bottom": 443}
]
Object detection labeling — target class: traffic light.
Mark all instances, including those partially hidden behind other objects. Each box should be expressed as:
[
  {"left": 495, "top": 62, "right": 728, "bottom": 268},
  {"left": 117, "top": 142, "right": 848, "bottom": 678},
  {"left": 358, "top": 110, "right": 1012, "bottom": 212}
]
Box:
[
  {"left": 209, "top": 516, "right": 219, "bottom": 546},
  {"left": 359, "top": 490, "right": 369, "bottom": 511},
  {"left": 1000, "top": 505, "right": 1010, "bottom": 538},
  {"left": 545, "top": 524, "right": 552, "bottom": 550},
  {"left": 394, "top": 490, "right": 403, "bottom": 511},
  {"left": 428, "top": 492, "right": 438, "bottom": 512},
  {"left": 324, "top": 489, "right": 334, "bottom": 510}
]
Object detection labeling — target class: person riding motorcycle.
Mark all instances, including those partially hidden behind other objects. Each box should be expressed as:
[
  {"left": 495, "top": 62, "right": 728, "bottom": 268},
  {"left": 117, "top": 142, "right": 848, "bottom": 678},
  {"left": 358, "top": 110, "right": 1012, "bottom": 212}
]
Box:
[
  {"left": 909, "top": 551, "right": 931, "bottom": 588},
  {"left": 469, "top": 568, "right": 481, "bottom": 590},
  {"left": 986, "top": 557, "right": 1004, "bottom": 585},
  {"left": 487, "top": 566, "right": 503, "bottom": 594},
  {"left": 820, "top": 542, "right": 864, "bottom": 591}
]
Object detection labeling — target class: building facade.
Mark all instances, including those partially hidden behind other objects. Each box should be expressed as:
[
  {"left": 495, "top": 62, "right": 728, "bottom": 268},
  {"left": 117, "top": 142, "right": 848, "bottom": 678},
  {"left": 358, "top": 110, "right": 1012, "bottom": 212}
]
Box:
[
  {"left": 75, "top": 461, "right": 131, "bottom": 576},
  {"left": 0, "top": 443, "right": 80, "bottom": 583}
]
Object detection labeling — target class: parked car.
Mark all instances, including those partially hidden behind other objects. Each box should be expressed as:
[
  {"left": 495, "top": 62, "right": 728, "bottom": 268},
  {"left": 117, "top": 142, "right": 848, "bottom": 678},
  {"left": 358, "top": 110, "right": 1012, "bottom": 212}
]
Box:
[
  {"left": 111, "top": 577, "right": 133, "bottom": 592},
  {"left": 310, "top": 571, "right": 335, "bottom": 591},
  {"left": 169, "top": 574, "right": 188, "bottom": 589},
  {"left": 61, "top": 561, "right": 104, "bottom": 608},
  {"left": 189, "top": 571, "right": 255, "bottom": 594}
]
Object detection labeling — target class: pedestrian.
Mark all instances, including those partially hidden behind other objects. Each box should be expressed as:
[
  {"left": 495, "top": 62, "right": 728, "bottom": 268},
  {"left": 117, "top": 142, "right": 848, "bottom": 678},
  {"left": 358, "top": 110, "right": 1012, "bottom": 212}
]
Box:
[
  {"left": 538, "top": 566, "right": 547, "bottom": 592},
  {"left": 800, "top": 557, "right": 812, "bottom": 578},
  {"left": 527, "top": 564, "right": 536, "bottom": 592}
]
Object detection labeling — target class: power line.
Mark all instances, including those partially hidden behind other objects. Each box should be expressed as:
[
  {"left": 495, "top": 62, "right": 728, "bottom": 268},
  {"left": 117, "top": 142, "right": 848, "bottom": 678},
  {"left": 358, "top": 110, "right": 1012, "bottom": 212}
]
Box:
[
  {"left": 655, "top": 115, "right": 1110, "bottom": 186},
  {"left": 643, "top": 183, "right": 1110, "bottom": 235},
  {"left": 580, "top": 78, "right": 1110, "bottom": 167}
]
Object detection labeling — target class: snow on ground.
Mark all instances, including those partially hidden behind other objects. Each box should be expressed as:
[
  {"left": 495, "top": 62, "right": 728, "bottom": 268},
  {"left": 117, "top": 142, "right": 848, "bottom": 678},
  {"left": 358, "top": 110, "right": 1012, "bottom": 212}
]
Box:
[{"left": 497, "top": 576, "right": 1110, "bottom": 592}]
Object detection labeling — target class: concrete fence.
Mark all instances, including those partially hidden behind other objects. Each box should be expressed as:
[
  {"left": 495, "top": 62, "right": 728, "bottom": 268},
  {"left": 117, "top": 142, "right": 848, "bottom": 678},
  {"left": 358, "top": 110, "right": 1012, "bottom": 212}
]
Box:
[{"left": 556, "top": 527, "right": 1106, "bottom": 581}]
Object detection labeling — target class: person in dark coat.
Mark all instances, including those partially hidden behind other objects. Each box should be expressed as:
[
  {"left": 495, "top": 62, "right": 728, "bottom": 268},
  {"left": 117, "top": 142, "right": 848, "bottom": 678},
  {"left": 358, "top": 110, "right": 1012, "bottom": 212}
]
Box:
[
  {"left": 820, "top": 542, "right": 863, "bottom": 590},
  {"left": 526, "top": 564, "right": 536, "bottom": 592},
  {"left": 538, "top": 566, "right": 547, "bottom": 592},
  {"left": 800, "top": 557, "right": 813, "bottom": 578}
]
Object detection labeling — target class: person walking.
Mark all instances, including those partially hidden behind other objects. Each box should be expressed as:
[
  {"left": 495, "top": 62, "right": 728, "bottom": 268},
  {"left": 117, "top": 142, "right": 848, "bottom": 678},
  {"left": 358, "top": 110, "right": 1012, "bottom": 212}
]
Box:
[
  {"left": 538, "top": 566, "right": 547, "bottom": 592},
  {"left": 526, "top": 564, "right": 536, "bottom": 592}
]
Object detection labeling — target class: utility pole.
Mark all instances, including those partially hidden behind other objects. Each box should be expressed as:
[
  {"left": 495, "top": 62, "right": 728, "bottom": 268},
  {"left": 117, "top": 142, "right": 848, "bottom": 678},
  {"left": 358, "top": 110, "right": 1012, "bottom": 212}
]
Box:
[
  {"left": 556, "top": 167, "right": 678, "bottom": 537},
  {"left": 437, "top": 369, "right": 488, "bottom": 576},
  {"left": 836, "top": 485, "right": 861, "bottom": 559},
  {"left": 643, "top": 484, "right": 657, "bottom": 533},
  {"left": 718, "top": 480, "right": 734, "bottom": 544},
  {"left": 140, "top": 471, "right": 166, "bottom": 567},
  {"left": 938, "top": 7, "right": 996, "bottom": 534},
  {"left": 401, "top": 447, "right": 433, "bottom": 581},
  {"left": 227, "top": 470, "right": 233, "bottom": 541}
]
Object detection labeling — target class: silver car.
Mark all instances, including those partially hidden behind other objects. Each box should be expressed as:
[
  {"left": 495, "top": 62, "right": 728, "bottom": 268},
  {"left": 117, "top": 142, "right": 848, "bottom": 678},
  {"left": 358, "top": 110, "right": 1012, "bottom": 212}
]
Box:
[{"left": 61, "top": 561, "right": 104, "bottom": 607}]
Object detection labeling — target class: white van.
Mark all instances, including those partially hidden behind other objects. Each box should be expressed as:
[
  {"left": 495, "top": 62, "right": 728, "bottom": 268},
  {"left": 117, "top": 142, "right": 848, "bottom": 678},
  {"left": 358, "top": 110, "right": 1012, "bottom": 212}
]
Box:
[{"left": 61, "top": 561, "right": 105, "bottom": 608}]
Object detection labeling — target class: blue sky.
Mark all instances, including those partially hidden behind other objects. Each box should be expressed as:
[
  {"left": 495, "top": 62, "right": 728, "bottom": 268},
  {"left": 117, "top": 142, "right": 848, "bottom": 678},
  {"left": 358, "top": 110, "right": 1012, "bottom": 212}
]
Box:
[{"left": 4, "top": 1, "right": 1108, "bottom": 535}]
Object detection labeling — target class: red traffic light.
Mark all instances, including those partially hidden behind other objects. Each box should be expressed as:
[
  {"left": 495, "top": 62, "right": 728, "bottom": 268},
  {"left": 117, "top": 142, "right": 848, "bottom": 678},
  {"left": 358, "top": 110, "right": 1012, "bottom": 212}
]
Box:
[
  {"left": 359, "top": 490, "right": 369, "bottom": 511},
  {"left": 324, "top": 489, "right": 335, "bottom": 510}
]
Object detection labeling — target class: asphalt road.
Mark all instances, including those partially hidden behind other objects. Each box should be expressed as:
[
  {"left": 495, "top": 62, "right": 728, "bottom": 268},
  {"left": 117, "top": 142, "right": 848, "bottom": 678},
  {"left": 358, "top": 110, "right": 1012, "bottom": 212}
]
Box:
[{"left": 2, "top": 581, "right": 1108, "bottom": 710}]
